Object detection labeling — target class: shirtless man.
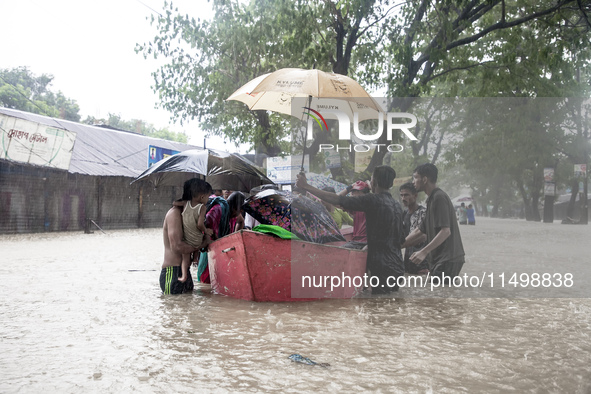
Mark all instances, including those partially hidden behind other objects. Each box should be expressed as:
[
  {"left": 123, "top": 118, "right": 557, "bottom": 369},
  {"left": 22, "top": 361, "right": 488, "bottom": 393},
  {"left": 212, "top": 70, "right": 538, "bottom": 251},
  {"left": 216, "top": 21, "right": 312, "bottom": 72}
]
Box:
[{"left": 159, "top": 205, "right": 202, "bottom": 294}]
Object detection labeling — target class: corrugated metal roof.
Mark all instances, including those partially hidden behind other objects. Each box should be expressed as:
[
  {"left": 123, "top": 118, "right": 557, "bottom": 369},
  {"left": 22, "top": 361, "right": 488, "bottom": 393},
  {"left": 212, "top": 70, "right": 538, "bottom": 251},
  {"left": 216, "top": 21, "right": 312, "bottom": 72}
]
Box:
[{"left": 0, "top": 107, "right": 203, "bottom": 177}]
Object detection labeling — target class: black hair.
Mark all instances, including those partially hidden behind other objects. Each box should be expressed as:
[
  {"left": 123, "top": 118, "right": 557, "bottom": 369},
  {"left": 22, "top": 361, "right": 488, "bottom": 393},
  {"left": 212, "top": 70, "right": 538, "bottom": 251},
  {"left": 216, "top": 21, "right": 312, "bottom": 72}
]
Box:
[
  {"left": 372, "top": 165, "right": 396, "bottom": 189},
  {"left": 181, "top": 178, "right": 212, "bottom": 201},
  {"left": 413, "top": 163, "right": 438, "bottom": 183},
  {"left": 399, "top": 182, "right": 417, "bottom": 194},
  {"left": 226, "top": 191, "right": 246, "bottom": 217},
  {"left": 322, "top": 186, "right": 336, "bottom": 194}
]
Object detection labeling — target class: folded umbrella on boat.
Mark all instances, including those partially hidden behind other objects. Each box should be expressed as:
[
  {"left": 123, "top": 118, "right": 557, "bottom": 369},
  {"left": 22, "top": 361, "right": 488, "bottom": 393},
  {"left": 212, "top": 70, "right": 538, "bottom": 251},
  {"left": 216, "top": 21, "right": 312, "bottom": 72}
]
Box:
[{"left": 243, "top": 189, "right": 345, "bottom": 244}]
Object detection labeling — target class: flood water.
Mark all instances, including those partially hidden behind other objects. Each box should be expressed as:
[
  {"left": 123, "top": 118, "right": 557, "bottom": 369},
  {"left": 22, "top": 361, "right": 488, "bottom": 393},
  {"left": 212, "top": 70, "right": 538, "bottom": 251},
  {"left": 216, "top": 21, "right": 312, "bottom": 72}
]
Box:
[{"left": 1, "top": 217, "right": 590, "bottom": 393}]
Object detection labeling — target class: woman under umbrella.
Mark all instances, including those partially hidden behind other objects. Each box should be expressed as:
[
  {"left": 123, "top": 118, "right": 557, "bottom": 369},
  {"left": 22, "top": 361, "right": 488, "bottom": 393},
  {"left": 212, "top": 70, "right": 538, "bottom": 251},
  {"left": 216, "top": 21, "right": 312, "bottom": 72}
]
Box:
[{"left": 196, "top": 192, "right": 245, "bottom": 283}]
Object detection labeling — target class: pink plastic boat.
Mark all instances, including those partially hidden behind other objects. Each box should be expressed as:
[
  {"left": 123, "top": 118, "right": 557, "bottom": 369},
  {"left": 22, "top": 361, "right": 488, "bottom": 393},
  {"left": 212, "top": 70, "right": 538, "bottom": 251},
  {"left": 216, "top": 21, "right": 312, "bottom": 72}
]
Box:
[{"left": 207, "top": 230, "right": 367, "bottom": 302}]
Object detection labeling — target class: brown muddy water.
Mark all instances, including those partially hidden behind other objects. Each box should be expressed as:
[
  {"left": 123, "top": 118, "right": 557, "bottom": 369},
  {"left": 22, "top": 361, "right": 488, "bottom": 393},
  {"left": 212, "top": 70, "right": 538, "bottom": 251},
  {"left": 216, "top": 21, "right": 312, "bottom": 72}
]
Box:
[{"left": 1, "top": 217, "right": 590, "bottom": 393}]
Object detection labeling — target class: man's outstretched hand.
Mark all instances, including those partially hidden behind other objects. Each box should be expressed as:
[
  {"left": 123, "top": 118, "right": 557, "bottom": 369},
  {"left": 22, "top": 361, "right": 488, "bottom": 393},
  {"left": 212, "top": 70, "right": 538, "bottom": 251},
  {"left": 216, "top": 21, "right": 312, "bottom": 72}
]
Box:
[{"left": 295, "top": 172, "right": 308, "bottom": 190}]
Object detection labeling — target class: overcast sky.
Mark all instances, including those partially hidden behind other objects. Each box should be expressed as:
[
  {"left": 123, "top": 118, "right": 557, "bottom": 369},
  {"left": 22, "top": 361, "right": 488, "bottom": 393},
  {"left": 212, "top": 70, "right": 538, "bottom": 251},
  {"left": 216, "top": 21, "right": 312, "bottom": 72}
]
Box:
[{"left": 0, "top": 0, "right": 249, "bottom": 153}]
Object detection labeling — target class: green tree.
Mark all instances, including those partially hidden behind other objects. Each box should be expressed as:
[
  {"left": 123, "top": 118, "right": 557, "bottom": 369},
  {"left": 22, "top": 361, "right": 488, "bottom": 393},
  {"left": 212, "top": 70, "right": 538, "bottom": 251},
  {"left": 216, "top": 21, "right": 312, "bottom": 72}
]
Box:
[
  {"left": 137, "top": 0, "right": 398, "bottom": 164},
  {"left": 439, "top": 3, "right": 591, "bottom": 220},
  {"left": 0, "top": 66, "right": 81, "bottom": 121},
  {"left": 138, "top": 0, "right": 590, "bottom": 191},
  {"left": 366, "top": 0, "right": 591, "bottom": 172},
  {"left": 137, "top": 0, "right": 320, "bottom": 157}
]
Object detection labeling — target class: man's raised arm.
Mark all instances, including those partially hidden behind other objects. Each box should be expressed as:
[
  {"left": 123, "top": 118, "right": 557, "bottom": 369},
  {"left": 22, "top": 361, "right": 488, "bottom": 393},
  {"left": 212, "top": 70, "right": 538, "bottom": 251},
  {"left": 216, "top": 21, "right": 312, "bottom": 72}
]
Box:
[{"left": 296, "top": 173, "right": 341, "bottom": 206}]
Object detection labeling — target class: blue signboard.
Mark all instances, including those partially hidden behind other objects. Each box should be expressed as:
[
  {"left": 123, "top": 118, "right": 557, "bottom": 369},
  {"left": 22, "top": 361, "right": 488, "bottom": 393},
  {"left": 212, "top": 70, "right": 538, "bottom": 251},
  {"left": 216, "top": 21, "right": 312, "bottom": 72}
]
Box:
[{"left": 148, "top": 145, "right": 180, "bottom": 168}]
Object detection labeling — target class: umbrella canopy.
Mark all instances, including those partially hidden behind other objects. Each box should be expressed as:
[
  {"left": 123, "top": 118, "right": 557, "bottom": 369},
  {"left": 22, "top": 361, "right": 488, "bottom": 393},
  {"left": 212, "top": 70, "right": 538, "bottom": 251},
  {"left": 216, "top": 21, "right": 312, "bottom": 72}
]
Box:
[
  {"left": 131, "top": 148, "right": 274, "bottom": 191},
  {"left": 227, "top": 68, "right": 382, "bottom": 121},
  {"left": 207, "top": 173, "right": 272, "bottom": 194},
  {"left": 451, "top": 195, "right": 473, "bottom": 208},
  {"left": 452, "top": 195, "right": 473, "bottom": 204},
  {"left": 243, "top": 189, "right": 345, "bottom": 244}
]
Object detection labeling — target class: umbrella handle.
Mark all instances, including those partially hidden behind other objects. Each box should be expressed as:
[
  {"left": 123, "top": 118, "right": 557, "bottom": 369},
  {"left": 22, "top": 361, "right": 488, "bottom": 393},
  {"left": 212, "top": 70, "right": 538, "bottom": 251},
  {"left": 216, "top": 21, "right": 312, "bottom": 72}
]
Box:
[{"left": 301, "top": 94, "right": 314, "bottom": 172}]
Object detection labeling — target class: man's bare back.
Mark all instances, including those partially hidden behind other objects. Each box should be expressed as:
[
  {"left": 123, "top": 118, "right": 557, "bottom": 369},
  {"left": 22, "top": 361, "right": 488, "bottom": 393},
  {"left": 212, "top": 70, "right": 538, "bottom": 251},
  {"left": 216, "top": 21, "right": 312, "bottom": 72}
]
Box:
[{"left": 162, "top": 206, "right": 197, "bottom": 268}]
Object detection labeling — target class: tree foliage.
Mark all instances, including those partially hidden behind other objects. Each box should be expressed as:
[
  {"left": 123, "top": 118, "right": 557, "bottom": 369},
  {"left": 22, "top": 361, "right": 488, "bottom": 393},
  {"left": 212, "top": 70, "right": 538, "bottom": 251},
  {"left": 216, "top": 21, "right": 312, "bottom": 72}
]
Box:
[
  {"left": 0, "top": 66, "right": 81, "bottom": 122},
  {"left": 137, "top": 0, "right": 322, "bottom": 156},
  {"left": 83, "top": 113, "right": 189, "bottom": 143},
  {"left": 138, "top": 0, "right": 590, "bottom": 218},
  {"left": 367, "top": 0, "right": 591, "bottom": 171}
]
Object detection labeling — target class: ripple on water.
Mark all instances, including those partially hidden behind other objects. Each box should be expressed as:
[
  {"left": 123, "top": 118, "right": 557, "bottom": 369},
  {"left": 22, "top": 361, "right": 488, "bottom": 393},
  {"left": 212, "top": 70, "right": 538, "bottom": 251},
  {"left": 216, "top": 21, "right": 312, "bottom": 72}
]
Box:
[{"left": 1, "top": 226, "right": 590, "bottom": 392}]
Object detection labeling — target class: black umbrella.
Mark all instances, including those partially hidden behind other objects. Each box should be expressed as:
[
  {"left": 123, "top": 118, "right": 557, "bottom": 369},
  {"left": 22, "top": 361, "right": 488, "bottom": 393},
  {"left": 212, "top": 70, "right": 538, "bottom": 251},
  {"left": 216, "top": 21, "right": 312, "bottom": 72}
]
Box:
[{"left": 130, "top": 148, "right": 274, "bottom": 191}]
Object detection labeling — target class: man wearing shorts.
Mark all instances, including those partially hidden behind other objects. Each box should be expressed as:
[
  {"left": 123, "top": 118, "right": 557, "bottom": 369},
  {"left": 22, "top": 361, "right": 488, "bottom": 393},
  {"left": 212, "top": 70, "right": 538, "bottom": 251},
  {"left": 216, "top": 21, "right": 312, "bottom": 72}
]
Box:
[{"left": 160, "top": 201, "right": 202, "bottom": 294}]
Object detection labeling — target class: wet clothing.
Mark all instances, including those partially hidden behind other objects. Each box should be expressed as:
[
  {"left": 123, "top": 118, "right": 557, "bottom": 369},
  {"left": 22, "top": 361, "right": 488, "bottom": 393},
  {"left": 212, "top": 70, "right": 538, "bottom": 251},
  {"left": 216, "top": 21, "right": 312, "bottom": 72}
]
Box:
[
  {"left": 457, "top": 206, "right": 467, "bottom": 225},
  {"left": 197, "top": 197, "right": 231, "bottom": 284},
  {"left": 181, "top": 201, "right": 204, "bottom": 248},
  {"left": 346, "top": 210, "right": 367, "bottom": 244},
  {"left": 467, "top": 208, "right": 476, "bottom": 225},
  {"left": 230, "top": 216, "right": 238, "bottom": 233},
  {"left": 420, "top": 188, "right": 465, "bottom": 279},
  {"left": 339, "top": 192, "right": 404, "bottom": 292},
  {"left": 160, "top": 265, "right": 194, "bottom": 294},
  {"left": 330, "top": 207, "right": 353, "bottom": 229},
  {"left": 402, "top": 205, "right": 427, "bottom": 274}
]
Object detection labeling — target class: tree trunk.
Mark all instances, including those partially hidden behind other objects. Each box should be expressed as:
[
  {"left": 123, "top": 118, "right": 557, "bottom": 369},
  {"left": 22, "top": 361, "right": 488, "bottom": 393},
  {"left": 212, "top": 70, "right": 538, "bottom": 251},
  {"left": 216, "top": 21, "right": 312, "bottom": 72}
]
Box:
[
  {"left": 580, "top": 176, "right": 588, "bottom": 224},
  {"left": 518, "top": 183, "right": 535, "bottom": 221},
  {"left": 492, "top": 185, "right": 502, "bottom": 218},
  {"left": 367, "top": 98, "right": 417, "bottom": 174},
  {"left": 253, "top": 111, "right": 281, "bottom": 159},
  {"left": 543, "top": 195, "right": 554, "bottom": 223},
  {"left": 304, "top": 120, "right": 335, "bottom": 172},
  {"left": 491, "top": 204, "right": 499, "bottom": 218},
  {"left": 566, "top": 179, "right": 579, "bottom": 219},
  {"left": 530, "top": 192, "right": 541, "bottom": 222}
]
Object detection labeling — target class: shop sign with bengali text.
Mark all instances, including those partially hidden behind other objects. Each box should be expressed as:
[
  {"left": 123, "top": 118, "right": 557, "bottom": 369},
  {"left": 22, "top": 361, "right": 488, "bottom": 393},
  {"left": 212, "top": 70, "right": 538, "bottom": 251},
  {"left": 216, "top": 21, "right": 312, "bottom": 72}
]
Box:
[{"left": 0, "top": 114, "right": 76, "bottom": 170}]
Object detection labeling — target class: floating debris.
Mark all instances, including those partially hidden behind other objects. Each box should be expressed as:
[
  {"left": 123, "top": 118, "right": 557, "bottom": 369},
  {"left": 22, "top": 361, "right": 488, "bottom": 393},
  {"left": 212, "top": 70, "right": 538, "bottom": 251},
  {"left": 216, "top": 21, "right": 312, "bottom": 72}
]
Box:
[{"left": 288, "top": 354, "right": 330, "bottom": 368}]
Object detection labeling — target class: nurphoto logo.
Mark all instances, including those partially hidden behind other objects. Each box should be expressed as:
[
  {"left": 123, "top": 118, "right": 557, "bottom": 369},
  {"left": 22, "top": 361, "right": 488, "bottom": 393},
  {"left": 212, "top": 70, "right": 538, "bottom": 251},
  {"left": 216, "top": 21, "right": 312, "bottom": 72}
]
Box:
[{"left": 304, "top": 108, "right": 419, "bottom": 153}]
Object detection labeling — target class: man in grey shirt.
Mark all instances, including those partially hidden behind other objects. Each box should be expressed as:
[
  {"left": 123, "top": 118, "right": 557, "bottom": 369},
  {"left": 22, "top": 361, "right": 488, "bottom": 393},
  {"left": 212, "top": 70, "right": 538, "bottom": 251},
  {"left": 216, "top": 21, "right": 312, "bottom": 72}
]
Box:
[{"left": 403, "top": 163, "right": 465, "bottom": 283}]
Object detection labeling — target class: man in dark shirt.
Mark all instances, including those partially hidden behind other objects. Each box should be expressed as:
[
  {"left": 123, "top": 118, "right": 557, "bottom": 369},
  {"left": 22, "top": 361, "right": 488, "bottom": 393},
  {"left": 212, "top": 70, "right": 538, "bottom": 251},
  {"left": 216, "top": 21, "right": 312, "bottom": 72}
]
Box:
[
  {"left": 404, "top": 163, "right": 465, "bottom": 283},
  {"left": 296, "top": 165, "right": 404, "bottom": 294}
]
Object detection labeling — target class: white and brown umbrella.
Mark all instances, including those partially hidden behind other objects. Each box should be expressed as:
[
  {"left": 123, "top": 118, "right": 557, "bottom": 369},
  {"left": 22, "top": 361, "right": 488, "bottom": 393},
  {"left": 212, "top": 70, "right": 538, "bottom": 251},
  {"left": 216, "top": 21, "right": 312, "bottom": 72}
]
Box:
[{"left": 226, "top": 68, "right": 382, "bottom": 120}]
